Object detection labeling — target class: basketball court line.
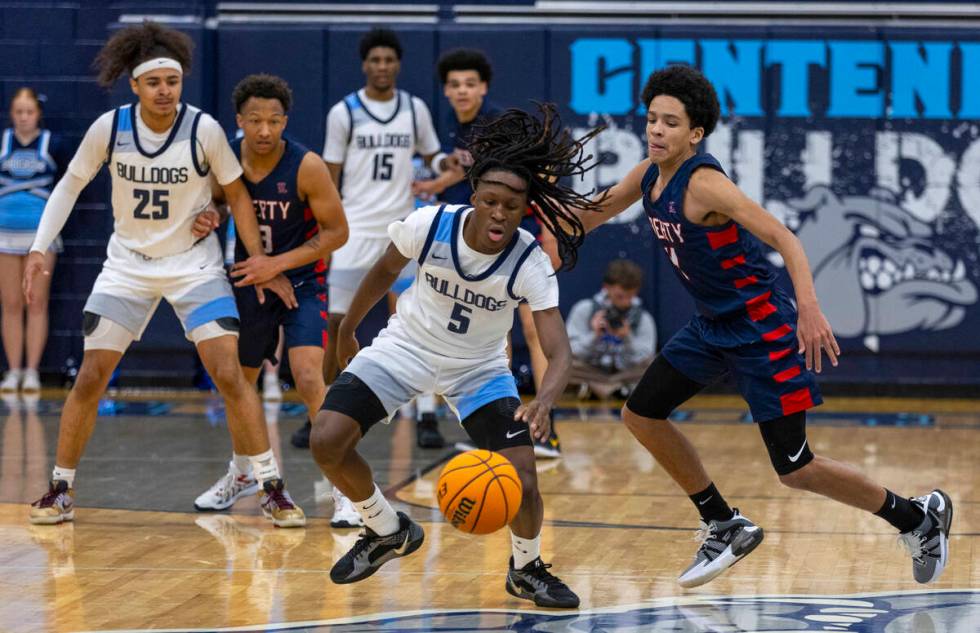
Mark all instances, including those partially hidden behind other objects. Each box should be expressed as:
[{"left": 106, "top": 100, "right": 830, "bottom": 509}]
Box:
[{"left": 68, "top": 589, "right": 980, "bottom": 633}]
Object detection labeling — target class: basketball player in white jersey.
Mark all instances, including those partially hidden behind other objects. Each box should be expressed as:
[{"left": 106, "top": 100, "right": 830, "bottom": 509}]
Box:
[
  {"left": 23, "top": 22, "right": 305, "bottom": 527},
  {"left": 304, "top": 28, "right": 447, "bottom": 455},
  {"left": 310, "top": 104, "right": 606, "bottom": 608}
]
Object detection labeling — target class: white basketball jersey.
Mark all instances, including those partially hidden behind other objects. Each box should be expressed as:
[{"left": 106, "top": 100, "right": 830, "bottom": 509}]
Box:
[
  {"left": 387, "top": 205, "right": 544, "bottom": 359},
  {"left": 107, "top": 103, "right": 212, "bottom": 258},
  {"left": 339, "top": 91, "right": 418, "bottom": 238}
]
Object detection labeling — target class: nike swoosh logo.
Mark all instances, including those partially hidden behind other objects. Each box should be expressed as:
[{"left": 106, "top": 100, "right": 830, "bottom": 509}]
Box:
[
  {"left": 116, "top": 141, "right": 125, "bottom": 147},
  {"left": 393, "top": 533, "right": 411, "bottom": 555},
  {"left": 891, "top": 496, "right": 896, "bottom": 509},
  {"left": 505, "top": 428, "right": 527, "bottom": 439},
  {"left": 362, "top": 500, "right": 378, "bottom": 511},
  {"left": 788, "top": 439, "right": 808, "bottom": 463},
  {"left": 432, "top": 254, "right": 447, "bottom": 260},
  {"left": 698, "top": 495, "right": 714, "bottom": 506},
  {"left": 367, "top": 510, "right": 382, "bottom": 520}
]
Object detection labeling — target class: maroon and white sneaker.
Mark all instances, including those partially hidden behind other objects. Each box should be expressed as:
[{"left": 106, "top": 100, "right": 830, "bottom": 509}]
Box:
[
  {"left": 194, "top": 465, "right": 259, "bottom": 511},
  {"left": 30, "top": 480, "right": 75, "bottom": 525}
]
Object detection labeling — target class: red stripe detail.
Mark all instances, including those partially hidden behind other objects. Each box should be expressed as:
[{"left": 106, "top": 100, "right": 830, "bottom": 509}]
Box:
[
  {"left": 748, "top": 301, "right": 776, "bottom": 321},
  {"left": 706, "top": 224, "right": 738, "bottom": 250},
  {"left": 733, "top": 275, "right": 758, "bottom": 289},
  {"left": 303, "top": 206, "right": 313, "bottom": 221},
  {"left": 721, "top": 254, "right": 746, "bottom": 269},
  {"left": 314, "top": 260, "right": 327, "bottom": 273},
  {"left": 762, "top": 323, "right": 793, "bottom": 341},
  {"left": 768, "top": 347, "right": 793, "bottom": 362},
  {"left": 773, "top": 366, "right": 801, "bottom": 383},
  {"left": 745, "top": 291, "right": 771, "bottom": 306},
  {"left": 780, "top": 387, "right": 815, "bottom": 415}
]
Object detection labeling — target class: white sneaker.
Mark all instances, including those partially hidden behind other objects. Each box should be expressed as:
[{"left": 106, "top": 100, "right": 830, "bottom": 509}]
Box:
[
  {"left": 194, "top": 466, "right": 260, "bottom": 511},
  {"left": 0, "top": 369, "right": 21, "bottom": 393},
  {"left": 262, "top": 372, "right": 282, "bottom": 401},
  {"left": 21, "top": 369, "right": 40, "bottom": 393},
  {"left": 330, "top": 488, "right": 364, "bottom": 528}
]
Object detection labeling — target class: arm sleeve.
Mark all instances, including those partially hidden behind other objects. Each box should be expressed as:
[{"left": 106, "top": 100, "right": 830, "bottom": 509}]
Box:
[
  {"left": 387, "top": 205, "right": 441, "bottom": 259},
  {"left": 197, "top": 115, "right": 243, "bottom": 186},
  {"left": 322, "top": 102, "right": 350, "bottom": 164},
  {"left": 31, "top": 114, "right": 114, "bottom": 253},
  {"left": 30, "top": 172, "right": 88, "bottom": 253},
  {"left": 512, "top": 248, "right": 559, "bottom": 311},
  {"left": 412, "top": 98, "right": 442, "bottom": 156},
  {"left": 566, "top": 299, "right": 597, "bottom": 359},
  {"left": 624, "top": 309, "right": 657, "bottom": 365}
]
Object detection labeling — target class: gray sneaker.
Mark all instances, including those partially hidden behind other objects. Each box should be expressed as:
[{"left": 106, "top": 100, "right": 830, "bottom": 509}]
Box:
[
  {"left": 678, "top": 509, "right": 764, "bottom": 588},
  {"left": 329, "top": 511, "right": 424, "bottom": 584},
  {"left": 898, "top": 489, "right": 952, "bottom": 584}
]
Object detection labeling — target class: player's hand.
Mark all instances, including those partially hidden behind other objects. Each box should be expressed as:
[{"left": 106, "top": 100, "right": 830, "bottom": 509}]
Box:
[
  {"left": 191, "top": 208, "right": 221, "bottom": 239},
  {"left": 336, "top": 323, "right": 360, "bottom": 370},
  {"left": 231, "top": 255, "right": 281, "bottom": 286},
  {"left": 452, "top": 148, "right": 473, "bottom": 168},
  {"left": 797, "top": 302, "right": 839, "bottom": 373},
  {"left": 411, "top": 179, "right": 443, "bottom": 199},
  {"left": 22, "top": 251, "right": 49, "bottom": 305},
  {"left": 590, "top": 310, "right": 608, "bottom": 335},
  {"left": 255, "top": 274, "right": 297, "bottom": 309},
  {"left": 514, "top": 400, "right": 552, "bottom": 441}
]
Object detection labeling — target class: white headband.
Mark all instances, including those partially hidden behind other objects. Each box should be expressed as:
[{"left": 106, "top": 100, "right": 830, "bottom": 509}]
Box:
[{"left": 131, "top": 57, "right": 183, "bottom": 79}]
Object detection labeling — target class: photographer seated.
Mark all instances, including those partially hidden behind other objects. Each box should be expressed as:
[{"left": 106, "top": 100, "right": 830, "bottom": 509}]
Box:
[{"left": 567, "top": 260, "right": 656, "bottom": 399}]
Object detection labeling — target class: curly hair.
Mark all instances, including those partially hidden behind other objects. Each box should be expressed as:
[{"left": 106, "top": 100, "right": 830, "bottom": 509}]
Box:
[
  {"left": 232, "top": 74, "right": 293, "bottom": 113},
  {"left": 94, "top": 21, "right": 193, "bottom": 87},
  {"left": 466, "top": 103, "right": 606, "bottom": 271},
  {"left": 359, "top": 27, "right": 402, "bottom": 60},
  {"left": 640, "top": 65, "right": 720, "bottom": 138},
  {"left": 437, "top": 48, "right": 493, "bottom": 84}
]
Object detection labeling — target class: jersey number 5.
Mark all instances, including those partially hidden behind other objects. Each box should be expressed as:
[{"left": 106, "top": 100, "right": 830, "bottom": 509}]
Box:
[
  {"left": 372, "top": 153, "right": 393, "bottom": 181},
  {"left": 133, "top": 189, "right": 169, "bottom": 220},
  {"left": 448, "top": 302, "right": 472, "bottom": 334}
]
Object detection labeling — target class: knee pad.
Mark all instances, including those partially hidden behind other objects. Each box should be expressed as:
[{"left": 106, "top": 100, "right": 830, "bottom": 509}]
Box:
[
  {"left": 188, "top": 317, "right": 240, "bottom": 344},
  {"left": 757, "top": 411, "right": 814, "bottom": 475},
  {"left": 82, "top": 312, "right": 135, "bottom": 352}
]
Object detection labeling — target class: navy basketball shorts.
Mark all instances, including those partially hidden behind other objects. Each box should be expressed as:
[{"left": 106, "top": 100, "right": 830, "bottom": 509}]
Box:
[
  {"left": 658, "top": 291, "right": 822, "bottom": 423},
  {"left": 235, "top": 276, "right": 327, "bottom": 368}
]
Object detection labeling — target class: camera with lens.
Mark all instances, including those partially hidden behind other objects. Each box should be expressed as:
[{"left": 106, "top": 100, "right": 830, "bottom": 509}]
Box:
[{"left": 605, "top": 306, "right": 629, "bottom": 331}]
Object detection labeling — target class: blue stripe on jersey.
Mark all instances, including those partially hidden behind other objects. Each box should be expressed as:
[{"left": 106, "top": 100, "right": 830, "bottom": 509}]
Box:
[
  {"left": 185, "top": 296, "right": 239, "bottom": 331},
  {"left": 457, "top": 374, "right": 520, "bottom": 420},
  {"left": 417, "top": 204, "right": 447, "bottom": 265},
  {"left": 117, "top": 105, "right": 133, "bottom": 132},
  {"left": 433, "top": 208, "right": 456, "bottom": 243},
  {"left": 344, "top": 93, "right": 361, "bottom": 112}
]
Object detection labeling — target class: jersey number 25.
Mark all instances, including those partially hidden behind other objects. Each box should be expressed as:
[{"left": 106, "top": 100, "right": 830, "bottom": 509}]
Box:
[{"left": 133, "top": 189, "right": 169, "bottom": 220}]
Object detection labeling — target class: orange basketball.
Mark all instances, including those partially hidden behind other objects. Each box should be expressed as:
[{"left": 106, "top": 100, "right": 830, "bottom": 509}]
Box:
[{"left": 436, "top": 449, "right": 523, "bottom": 535}]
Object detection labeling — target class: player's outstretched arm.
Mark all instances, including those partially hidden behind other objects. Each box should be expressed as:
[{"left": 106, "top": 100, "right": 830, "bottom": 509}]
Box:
[
  {"left": 687, "top": 168, "right": 840, "bottom": 373},
  {"left": 514, "top": 307, "right": 572, "bottom": 441},
  {"left": 336, "top": 243, "right": 410, "bottom": 369},
  {"left": 574, "top": 159, "right": 649, "bottom": 234}
]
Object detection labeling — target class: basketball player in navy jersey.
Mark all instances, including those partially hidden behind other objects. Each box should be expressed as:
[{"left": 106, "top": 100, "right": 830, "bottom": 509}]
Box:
[
  {"left": 191, "top": 74, "right": 353, "bottom": 524},
  {"left": 310, "top": 105, "right": 605, "bottom": 607},
  {"left": 573, "top": 65, "right": 952, "bottom": 587}
]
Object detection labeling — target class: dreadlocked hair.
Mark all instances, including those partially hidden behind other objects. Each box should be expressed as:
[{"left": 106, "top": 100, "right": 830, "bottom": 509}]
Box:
[
  {"left": 95, "top": 22, "right": 193, "bottom": 87},
  {"left": 466, "top": 102, "right": 605, "bottom": 271}
]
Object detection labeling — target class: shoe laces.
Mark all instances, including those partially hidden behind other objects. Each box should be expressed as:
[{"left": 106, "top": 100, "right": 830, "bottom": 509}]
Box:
[
  {"left": 34, "top": 481, "right": 68, "bottom": 508},
  {"left": 522, "top": 559, "right": 563, "bottom": 587},
  {"left": 262, "top": 480, "right": 295, "bottom": 510},
  {"left": 693, "top": 522, "right": 717, "bottom": 547},
  {"left": 898, "top": 530, "right": 927, "bottom": 564}
]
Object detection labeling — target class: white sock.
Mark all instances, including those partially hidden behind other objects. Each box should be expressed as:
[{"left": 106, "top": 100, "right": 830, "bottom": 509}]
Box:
[
  {"left": 231, "top": 453, "right": 252, "bottom": 477},
  {"left": 52, "top": 466, "right": 75, "bottom": 487},
  {"left": 511, "top": 532, "right": 541, "bottom": 569},
  {"left": 416, "top": 393, "right": 436, "bottom": 416},
  {"left": 354, "top": 484, "right": 401, "bottom": 536},
  {"left": 247, "top": 449, "right": 280, "bottom": 484}
]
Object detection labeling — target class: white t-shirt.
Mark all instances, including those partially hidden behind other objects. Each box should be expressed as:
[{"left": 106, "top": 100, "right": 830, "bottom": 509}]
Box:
[
  {"left": 382, "top": 204, "right": 558, "bottom": 358},
  {"left": 322, "top": 89, "right": 441, "bottom": 244},
  {"left": 69, "top": 103, "right": 242, "bottom": 258}
]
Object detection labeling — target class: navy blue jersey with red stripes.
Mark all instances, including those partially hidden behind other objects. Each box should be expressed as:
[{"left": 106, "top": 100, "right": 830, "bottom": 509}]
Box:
[
  {"left": 232, "top": 138, "right": 323, "bottom": 283},
  {"left": 642, "top": 153, "right": 777, "bottom": 320}
]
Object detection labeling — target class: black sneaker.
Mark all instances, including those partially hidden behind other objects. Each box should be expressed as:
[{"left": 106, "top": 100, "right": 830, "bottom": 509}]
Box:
[
  {"left": 506, "top": 556, "right": 579, "bottom": 608},
  {"left": 416, "top": 413, "right": 445, "bottom": 448},
  {"left": 291, "top": 420, "right": 312, "bottom": 449},
  {"left": 330, "top": 511, "right": 424, "bottom": 584}
]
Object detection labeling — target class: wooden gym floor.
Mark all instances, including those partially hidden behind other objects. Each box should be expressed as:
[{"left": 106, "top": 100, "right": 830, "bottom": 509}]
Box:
[{"left": 0, "top": 390, "right": 976, "bottom": 632}]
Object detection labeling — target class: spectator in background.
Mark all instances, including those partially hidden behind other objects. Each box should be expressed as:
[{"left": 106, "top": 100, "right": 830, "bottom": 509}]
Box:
[
  {"left": 567, "top": 260, "right": 656, "bottom": 399},
  {"left": 0, "top": 88, "right": 65, "bottom": 394}
]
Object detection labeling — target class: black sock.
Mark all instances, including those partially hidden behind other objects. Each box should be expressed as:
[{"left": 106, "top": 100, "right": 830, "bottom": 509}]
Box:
[
  {"left": 875, "top": 489, "right": 925, "bottom": 533},
  {"left": 689, "top": 483, "right": 734, "bottom": 523}
]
